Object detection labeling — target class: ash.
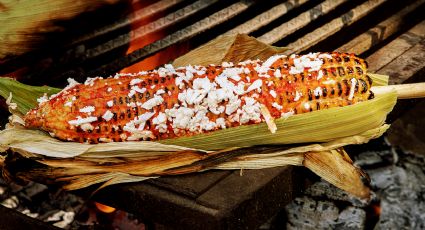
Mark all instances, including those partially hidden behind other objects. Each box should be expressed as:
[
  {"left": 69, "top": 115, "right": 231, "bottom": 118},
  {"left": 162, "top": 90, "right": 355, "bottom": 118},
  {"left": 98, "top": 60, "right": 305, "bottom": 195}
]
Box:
[
  {"left": 283, "top": 137, "right": 425, "bottom": 230},
  {"left": 0, "top": 179, "right": 83, "bottom": 229}
]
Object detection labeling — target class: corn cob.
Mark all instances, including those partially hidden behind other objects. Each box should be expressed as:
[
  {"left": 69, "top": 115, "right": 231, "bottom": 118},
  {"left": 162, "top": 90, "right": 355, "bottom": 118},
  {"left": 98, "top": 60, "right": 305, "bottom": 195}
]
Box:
[{"left": 24, "top": 52, "right": 373, "bottom": 143}]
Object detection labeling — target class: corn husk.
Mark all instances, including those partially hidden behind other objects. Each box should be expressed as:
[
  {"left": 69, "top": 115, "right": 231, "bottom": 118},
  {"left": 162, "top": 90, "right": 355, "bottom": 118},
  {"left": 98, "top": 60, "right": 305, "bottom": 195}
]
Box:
[
  {"left": 172, "top": 34, "right": 288, "bottom": 67},
  {"left": 0, "top": 34, "right": 398, "bottom": 198}
]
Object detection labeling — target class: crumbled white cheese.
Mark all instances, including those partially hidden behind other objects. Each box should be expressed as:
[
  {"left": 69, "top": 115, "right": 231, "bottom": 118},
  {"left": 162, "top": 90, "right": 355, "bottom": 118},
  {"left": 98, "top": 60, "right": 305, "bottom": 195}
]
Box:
[
  {"left": 255, "top": 64, "right": 269, "bottom": 75},
  {"left": 243, "top": 67, "right": 251, "bottom": 74},
  {"left": 322, "top": 79, "right": 336, "bottom": 85},
  {"left": 272, "top": 102, "right": 283, "bottom": 110},
  {"left": 79, "top": 106, "right": 95, "bottom": 113},
  {"left": 99, "top": 138, "right": 113, "bottom": 143},
  {"left": 179, "top": 89, "right": 207, "bottom": 105},
  {"left": 37, "top": 94, "right": 49, "bottom": 105},
  {"left": 289, "top": 53, "right": 323, "bottom": 74},
  {"left": 281, "top": 110, "right": 294, "bottom": 119},
  {"left": 142, "top": 95, "right": 164, "bottom": 110},
  {"left": 157, "top": 67, "right": 170, "bottom": 78},
  {"left": 223, "top": 67, "right": 242, "bottom": 81},
  {"left": 225, "top": 98, "right": 241, "bottom": 115},
  {"left": 107, "top": 100, "right": 113, "bottom": 107},
  {"left": 60, "top": 78, "right": 80, "bottom": 93},
  {"left": 102, "top": 110, "right": 114, "bottom": 121},
  {"left": 270, "top": 90, "right": 277, "bottom": 98},
  {"left": 126, "top": 131, "right": 153, "bottom": 141},
  {"left": 175, "top": 71, "right": 193, "bottom": 89},
  {"left": 240, "top": 97, "right": 261, "bottom": 124},
  {"left": 313, "top": 87, "right": 323, "bottom": 97},
  {"left": 246, "top": 79, "right": 262, "bottom": 93},
  {"left": 156, "top": 89, "right": 165, "bottom": 95},
  {"left": 348, "top": 78, "right": 357, "bottom": 100},
  {"left": 128, "top": 85, "right": 146, "bottom": 97},
  {"left": 317, "top": 70, "right": 324, "bottom": 80},
  {"left": 153, "top": 112, "right": 168, "bottom": 133},
  {"left": 164, "top": 64, "right": 175, "bottom": 73},
  {"left": 64, "top": 101, "right": 73, "bottom": 107},
  {"left": 84, "top": 77, "right": 101, "bottom": 86},
  {"left": 193, "top": 77, "right": 213, "bottom": 91},
  {"left": 222, "top": 62, "right": 234, "bottom": 67},
  {"left": 151, "top": 85, "right": 156, "bottom": 89},
  {"left": 68, "top": 116, "right": 97, "bottom": 126},
  {"left": 80, "top": 123, "right": 94, "bottom": 131},
  {"left": 169, "top": 107, "right": 195, "bottom": 130},
  {"left": 274, "top": 69, "right": 282, "bottom": 78},
  {"left": 318, "top": 53, "right": 333, "bottom": 59},
  {"left": 262, "top": 54, "right": 286, "bottom": 68},
  {"left": 47, "top": 77, "right": 79, "bottom": 101},
  {"left": 215, "top": 118, "right": 226, "bottom": 129},
  {"left": 303, "top": 103, "right": 311, "bottom": 110},
  {"left": 123, "top": 112, "right": 155, "bottom": 133},
  {"left": 130, "top": 78, "right": 142, "bottom": 85},
  {"left": 107, "top": 87, "right": 112, "bottom": 92},
  {"left": 294, "top": 91, "right": 302, "bottom": 101}
]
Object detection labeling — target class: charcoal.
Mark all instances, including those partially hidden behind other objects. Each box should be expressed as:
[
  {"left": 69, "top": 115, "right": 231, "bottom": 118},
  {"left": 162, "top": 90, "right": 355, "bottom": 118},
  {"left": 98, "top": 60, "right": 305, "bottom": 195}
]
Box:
[
  {"left": 285, "top": 196, "right": 339, "bottom": 230},
  {"left": 306, "top": 180, "right": 370, "bottom": 207},
  {"left": 335, "top": 206, "right": 366, "bottom": 229},
  {"left": 372, "top": 154, "right": 425, "bottom": 229}
]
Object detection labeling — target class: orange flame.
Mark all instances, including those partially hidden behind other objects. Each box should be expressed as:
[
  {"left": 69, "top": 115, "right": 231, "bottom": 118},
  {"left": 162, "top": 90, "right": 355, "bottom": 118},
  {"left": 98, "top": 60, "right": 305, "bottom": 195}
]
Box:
[
  {"left": 372, "top": 203, "right": 381, "bottom": 216},
  {"left": 119, "top": 2, "right": 190, "bottom": 73},
  {"left": 95, "top": 202, "right": 116, "bottom": 213}
]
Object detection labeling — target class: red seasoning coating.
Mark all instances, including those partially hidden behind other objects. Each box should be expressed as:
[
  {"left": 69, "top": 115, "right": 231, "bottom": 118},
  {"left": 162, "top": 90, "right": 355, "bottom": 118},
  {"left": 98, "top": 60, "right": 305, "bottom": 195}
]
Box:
[{"left": 24, "top": 52, "right": 374, "bottom": 143}]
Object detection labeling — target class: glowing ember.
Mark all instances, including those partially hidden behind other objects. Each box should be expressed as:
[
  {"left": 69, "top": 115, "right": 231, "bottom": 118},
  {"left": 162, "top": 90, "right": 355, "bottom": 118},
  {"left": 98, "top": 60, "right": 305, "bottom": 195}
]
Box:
[{"left": 95, "top": 202, "right": 116, "bottom": 213}]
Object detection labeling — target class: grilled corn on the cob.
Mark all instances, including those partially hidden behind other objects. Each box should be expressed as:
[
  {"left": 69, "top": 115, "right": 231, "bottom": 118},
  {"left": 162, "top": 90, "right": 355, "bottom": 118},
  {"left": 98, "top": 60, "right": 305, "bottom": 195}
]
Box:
[{"left": 24, "top": 52, "right": 373, "bottom": 143}]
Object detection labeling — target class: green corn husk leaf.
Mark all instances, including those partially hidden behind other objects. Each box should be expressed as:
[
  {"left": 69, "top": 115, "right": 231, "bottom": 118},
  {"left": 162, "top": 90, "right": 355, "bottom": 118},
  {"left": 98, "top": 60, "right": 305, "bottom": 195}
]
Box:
[
  {"left": 0, "top": 77, "right": 60, "bottom": 115},
  {"left": 160, "top": 91, "right": 396, "bottom": 150},
  {"left": 368, "top": 73, "right": 388, "bottom": 86}
]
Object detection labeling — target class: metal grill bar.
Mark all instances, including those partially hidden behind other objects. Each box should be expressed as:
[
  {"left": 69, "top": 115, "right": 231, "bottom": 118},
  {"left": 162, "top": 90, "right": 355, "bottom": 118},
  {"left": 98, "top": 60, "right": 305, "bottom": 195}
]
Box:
[
  {"left": 367, "top": 19, "right": 425, "bottom": 72},
  {"left": 283, "top": 0, "right": 387, "bottom": 54},
  {"left": 337, "top": 0, "right": 425, "bottom": 54},
  {"left": 86, "top": 0, "right": 220, "bottom": 59},
  {"left": 90, "top": 0, "right": 255, "bottom": 75},
  {"left": 258, "top": 0, "right": 348, "bottom": 45},
  {"left": 224, "top": 0, "right": 308, "bottom": 36},
  {"left": 70, "top": 0, "right": 187, "bottom": 46},
  {"left": 2, "top": 0, "right": 425, "bottom": 86}
]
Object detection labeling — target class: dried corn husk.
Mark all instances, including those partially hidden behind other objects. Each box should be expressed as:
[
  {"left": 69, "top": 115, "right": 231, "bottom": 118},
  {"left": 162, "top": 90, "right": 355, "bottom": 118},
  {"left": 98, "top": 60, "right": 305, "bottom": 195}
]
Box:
[
  {"left": 0, "top": 34, "right": 398, "bottom": 197},
  {"left": 0, "top": 0, "right": 122, "bottom": 59},
  {"left": 172, "top": 34, "right": 288, "bottom": 67}
]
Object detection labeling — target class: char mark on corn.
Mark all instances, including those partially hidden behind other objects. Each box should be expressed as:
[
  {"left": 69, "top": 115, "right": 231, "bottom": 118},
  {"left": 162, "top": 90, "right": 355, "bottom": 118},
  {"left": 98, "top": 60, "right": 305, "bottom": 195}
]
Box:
[{"left": 24, "top": 52, "right": 373, "bottom": 143}]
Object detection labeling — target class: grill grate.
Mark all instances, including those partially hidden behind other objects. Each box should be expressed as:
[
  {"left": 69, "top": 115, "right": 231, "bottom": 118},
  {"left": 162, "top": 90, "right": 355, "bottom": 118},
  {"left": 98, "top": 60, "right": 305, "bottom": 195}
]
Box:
[{"left": 1, "top": 0, "right": 424, "bottom": 87}]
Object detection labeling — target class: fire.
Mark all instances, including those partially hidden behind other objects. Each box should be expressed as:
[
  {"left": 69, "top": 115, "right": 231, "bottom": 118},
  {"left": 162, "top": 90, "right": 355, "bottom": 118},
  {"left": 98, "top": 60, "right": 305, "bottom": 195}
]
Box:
[
  {"left": 119, "top": 2, "right": 190, "bottom": 73},
  {"left": 372, "top": 203, "right": 381, "bottom": 216},
  {"left": 95, "top": 202, "right": 116, "bottom": 213}
]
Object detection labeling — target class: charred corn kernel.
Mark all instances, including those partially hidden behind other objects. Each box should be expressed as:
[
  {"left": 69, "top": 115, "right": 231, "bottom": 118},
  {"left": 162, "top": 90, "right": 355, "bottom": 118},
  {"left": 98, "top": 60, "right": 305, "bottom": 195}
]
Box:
[{"left": 24, "top": 52, "right": 373, "bottom": 143}]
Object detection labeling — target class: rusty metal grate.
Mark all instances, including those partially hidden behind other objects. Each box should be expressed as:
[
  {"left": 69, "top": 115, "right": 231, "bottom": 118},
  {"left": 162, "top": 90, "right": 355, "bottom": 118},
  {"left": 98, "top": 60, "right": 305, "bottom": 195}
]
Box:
[{"left": 1, "top": 0, "right": 424, "bottom": 86}]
